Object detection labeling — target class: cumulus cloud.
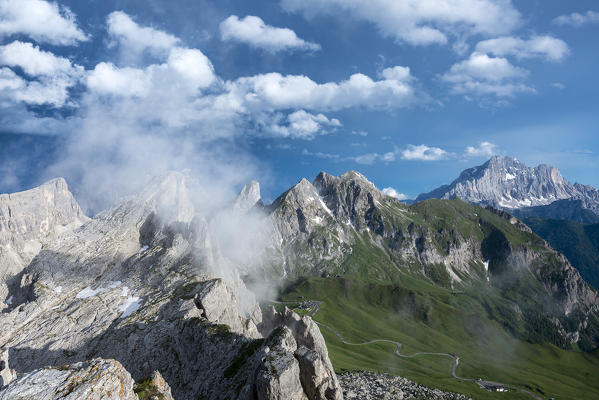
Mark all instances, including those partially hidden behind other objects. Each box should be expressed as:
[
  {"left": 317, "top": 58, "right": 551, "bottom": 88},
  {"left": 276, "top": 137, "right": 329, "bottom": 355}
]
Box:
[
  {"left": 267, "top": 110, "right": 340, "bottom": 139},
  {"left": 0, "top": 40, "right": 80, "bottom": 76},
  {"left": 0, "top": 41, "right": 83, "bottom": 106},
  {"left": 442, "top": 52, "right": 534, "bottom": 98},
  {"left": 465, "top": 141, "right": 497, "bottom": 157},
  {"left": 400, "top": 144, "right": 448, "bottom": 161},
  {"left": 281, "top": 0, "right": 521, "bottom": 46},
  {"left": 475, "top": 35, "right": 569, "bottom": 62},
  {"left": 0, "top": 0, "right": 87, "bottom": 45},
  {"left": 227, "top": 67, "right": 417, "bottom": 113},
  {"left": 220, "top": 15, "right": 320, "bottom": 52},
  {"left": 87, "top": 62, "right": 153, "bottom": 97},
  {"left": 107, "top": 11, "right": 179, "bottom": 59},
  {"left": 553, "top": 10, "right": 599, "bottom": 27},
  {"left": 382, "top": 187, "right": 408, "bottom": 200}
]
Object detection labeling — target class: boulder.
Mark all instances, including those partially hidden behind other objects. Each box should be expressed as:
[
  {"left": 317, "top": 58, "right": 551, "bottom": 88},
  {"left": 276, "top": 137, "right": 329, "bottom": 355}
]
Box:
[{"left": 0, "top": 358, "right": 137, "bottom": 400}]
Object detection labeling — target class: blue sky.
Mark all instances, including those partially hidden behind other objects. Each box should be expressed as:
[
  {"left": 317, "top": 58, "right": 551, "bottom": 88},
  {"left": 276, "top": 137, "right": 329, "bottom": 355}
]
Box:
[{"left": 0, "top": 0, "right": 598, "bottom": 207}]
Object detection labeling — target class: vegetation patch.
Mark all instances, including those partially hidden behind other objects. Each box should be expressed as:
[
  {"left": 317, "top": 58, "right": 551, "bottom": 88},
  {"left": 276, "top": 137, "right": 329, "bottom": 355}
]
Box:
[{"left": 224, "top": 339, "right": 265, "bottom": 378}]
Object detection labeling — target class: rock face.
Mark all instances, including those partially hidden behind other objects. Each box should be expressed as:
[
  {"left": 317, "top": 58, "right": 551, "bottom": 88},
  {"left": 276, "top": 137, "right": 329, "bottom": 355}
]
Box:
[
  {"left": 416, "top": 155, "right": 599, "bottom": 219},
  {"left": 261, "top": 171, "right": 599, "bottom": 350},
  {"left": 0, "top": 348, "right": 15, "bottom": 388},
  {"left": 338, "top": 371, "right": 471, "bottom": 400},
  {"left": 235, "top": 181, "right": 262, "bottom": 211},
  {"left": 0, "top": 173, "right": 343, "bottom": 400},
  {"left": 0, "top": 358, "right": 138, "bottom": 400},
  {"left": 0, "top": 178, "right": 87, "bottom": 311}
]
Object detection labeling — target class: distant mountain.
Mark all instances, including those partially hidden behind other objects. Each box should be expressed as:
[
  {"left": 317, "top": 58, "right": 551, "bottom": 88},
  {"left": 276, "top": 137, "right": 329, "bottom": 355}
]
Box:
[
  {"left": 523, "top": 217, "right": 599, "bottom": 290},
  {"left": 416, "top": 155, "right": 599, "bottom": 222}
]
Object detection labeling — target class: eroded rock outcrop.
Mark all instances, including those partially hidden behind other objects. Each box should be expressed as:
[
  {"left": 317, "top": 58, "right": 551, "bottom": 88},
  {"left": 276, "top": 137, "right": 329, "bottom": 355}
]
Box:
[
  {"left": 0, "top": 358, "right": 137, "bottom": 400},
  {"left": 0, "top": 174, "right": 345, "bottom": 400}
]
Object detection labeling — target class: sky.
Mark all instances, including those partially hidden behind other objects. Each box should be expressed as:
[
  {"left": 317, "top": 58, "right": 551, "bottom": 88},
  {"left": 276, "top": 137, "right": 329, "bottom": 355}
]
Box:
[{"left": 0, "top": 0, "right": 598, "bottom": 208}]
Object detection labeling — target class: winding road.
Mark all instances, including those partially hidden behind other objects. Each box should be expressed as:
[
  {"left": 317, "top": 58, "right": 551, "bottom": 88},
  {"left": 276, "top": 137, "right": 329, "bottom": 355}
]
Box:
[{"left": 275, "top": 299, "right": 543, "bottom": 400}]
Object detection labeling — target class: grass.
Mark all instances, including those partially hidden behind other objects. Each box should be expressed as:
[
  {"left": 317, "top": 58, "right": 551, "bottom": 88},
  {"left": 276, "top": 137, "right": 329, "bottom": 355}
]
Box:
[{"left": 281, "top": 276, "right": 599, "bottom": 400}]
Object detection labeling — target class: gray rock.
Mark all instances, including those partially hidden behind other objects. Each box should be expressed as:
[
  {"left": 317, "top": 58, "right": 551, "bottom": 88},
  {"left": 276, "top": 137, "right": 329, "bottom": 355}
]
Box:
[
  {"left": 262, "top": 308, "right": 344, "bottom": 400},
  {"left": 256, "top": 328, "right": 306, "bottom": 400},
  {"left": 338, "top": 371, "right": 470, "bottom": 400},
  {"left": 0, "top": 358, "right": 137, "bottom": 400},
  {"left": 0, "top": 178, "right": 87, "bottom": 310},
  {"left": 0, "top": 348, "right": 16, "bottom": 388}
]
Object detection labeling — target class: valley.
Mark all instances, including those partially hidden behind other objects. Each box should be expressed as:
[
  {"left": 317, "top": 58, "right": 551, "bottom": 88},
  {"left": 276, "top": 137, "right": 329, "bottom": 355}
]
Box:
[{"left": 279, "top": 277, "right": 599, "bottom": 400}]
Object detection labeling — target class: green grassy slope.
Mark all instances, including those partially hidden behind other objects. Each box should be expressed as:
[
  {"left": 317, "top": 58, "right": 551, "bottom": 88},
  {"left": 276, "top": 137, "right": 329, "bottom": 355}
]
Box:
[
  {"left": 523, "top": 217, "right": 599, "bottom": 289},
  {"left": 281, "top": 277, "right": 599, "bottom": 400}
]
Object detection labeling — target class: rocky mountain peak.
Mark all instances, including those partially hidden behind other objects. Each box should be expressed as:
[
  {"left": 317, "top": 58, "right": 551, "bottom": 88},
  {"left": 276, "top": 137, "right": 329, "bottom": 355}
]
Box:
[
  {"left": 312, "top": 171, "right": 383, "bottom": 227},
  {"left": 234, "top": 181, "right": 261, "bottom": 211},
  {"left": 0, "top": 178, "right": 88, "bottom": 299},
  {"left": 417, "top": 156, "right": 599, "bottom": 215}
]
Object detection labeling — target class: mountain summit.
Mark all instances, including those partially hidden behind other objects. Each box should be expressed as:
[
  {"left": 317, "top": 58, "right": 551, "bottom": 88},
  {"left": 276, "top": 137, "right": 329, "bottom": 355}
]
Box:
[{"left": 416, "top": 155, "right": 599, "bottom": 220}]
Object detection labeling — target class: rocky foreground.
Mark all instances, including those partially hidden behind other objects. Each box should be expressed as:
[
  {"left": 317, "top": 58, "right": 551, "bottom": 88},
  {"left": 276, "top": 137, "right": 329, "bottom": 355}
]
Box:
[{"left": 338, "top": 372, "right": 471, "bottom": 400}]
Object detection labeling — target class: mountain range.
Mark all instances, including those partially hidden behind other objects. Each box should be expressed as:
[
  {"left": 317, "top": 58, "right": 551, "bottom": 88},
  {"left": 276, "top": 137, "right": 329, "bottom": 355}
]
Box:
[
  {"left": 417, "top": 155, "right": 599, "bottom": 223},
  {"left": 1, "top": 166, "right": 599, "bottom": 399}
]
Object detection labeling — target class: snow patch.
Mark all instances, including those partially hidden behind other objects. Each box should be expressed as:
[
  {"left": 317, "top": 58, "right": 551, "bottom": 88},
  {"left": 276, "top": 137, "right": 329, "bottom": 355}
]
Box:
[
  {"left": 5, "top": 295, "right": 13, "bottom": 305},
  {"left": 138, "top": 245, "right": 149, "bottom": 254},
  {"left": 311, "top": 216, "right": 323, "bottom": 224},
  {"left": 483, "top": 260, "right": 489, "bottom": 272},
  {"left": 53, "top": 286, "right": 62, "bottom": 294},
  {"left": 121, "top": 286, "right": 130, "bottom": 297},
  {"left": 318, "top": 196, "right": 333, "bottom": 215},
  {"left": 505, "top": 173, "right": 516, "bottom": 181},
  {"left": 119, "top": 297, "right": 142, "bottom": 318},
  {"left": 76, "top": 286, "right": 105, "bottom": 299},
  {"left": 108, "top": 281, "right": 121, "bottom": 289}
]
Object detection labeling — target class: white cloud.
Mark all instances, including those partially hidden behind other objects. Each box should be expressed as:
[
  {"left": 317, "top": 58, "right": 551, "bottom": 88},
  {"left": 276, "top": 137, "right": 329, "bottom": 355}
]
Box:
[
  {"left": 444, "top": 52, "right": 527, "bottom": 82},
  {"left": 0, "top": 41, "right": 83, "bottom": 107},
  {"left": 475, "top": 36, "right": 569, "bottom": 62},
  {"left": 352, "top": 151, "right": 396, "bottom": 164},
  {"left": 281, "top": 0, "right": 521, "bottom": 46},
  {"left": 380, "top": 66, "right": 412, "bottom": 81},
  {"left": 0, "top": 41, "right": 79, "bottom": 76},
  {"left": 553, "top": 10, "right": 599, "bottom": 27},
  {"left": 86, "top": 48, "right": 215, "bottom": 98},
  {"left": 0, "top": 0, "right": 87, "bottom": 45},
  {"left": 227, "top": 66, "right": 417, "bottom": 112},
  {"left": 551, "top": 82, "right": 565, "bottom": 90},
  {"left": 268, "top": 110, "right": 341, "bottom": 139},
  {"left": 400, "top": 144, "right": 448, "bottom": 161},
  {"left": 382, "top": 187, "right": 408, "bottom": 200},
  {"left": 0, "top": 9, "right": 422, "bottom": 146},
  {"left": 220, "top": 15, "right": 320, "bottom": 52},
  {"left": 301, "top": 148, "right": 340, "bottom": 159},
  {"left": 301, "top": 148, "right": 396, "bottom": 164},
  {"left": 107, "top": 11, "right": 179, "bottom": 58},
  {"left": 442, "top": 52, "right": 534, "bottom": 98},
  {"left": 167, "top": 47, "right": 215, "bottom": 89},
  {"left": 87, "top": 62, "right": 153, "bottom": 97},
  {"left": 465, "top": 141, "right": 497, "bottom": 157}
]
